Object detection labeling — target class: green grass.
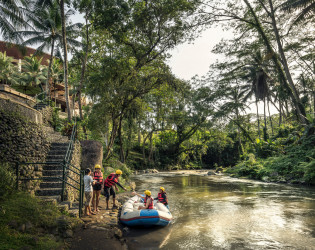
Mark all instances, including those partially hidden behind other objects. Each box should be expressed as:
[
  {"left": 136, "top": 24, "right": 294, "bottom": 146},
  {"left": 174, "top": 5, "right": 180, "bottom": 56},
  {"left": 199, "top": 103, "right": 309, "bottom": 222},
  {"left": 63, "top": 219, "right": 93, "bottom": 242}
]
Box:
[{"left": 0, "top": 192, "right": 79, "bottom": 249}]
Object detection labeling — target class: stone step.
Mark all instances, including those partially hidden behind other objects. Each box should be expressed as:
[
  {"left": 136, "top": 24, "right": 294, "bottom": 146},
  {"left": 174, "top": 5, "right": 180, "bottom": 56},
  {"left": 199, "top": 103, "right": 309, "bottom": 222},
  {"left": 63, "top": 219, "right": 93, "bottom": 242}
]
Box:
[
  {"left": 60, "top": 201, "right": 73, "bottom": 209},
  {"left": 49, "top": 147, "right": 68, "bottom": 152},
  {"left": 42, "top": 170, "right": 63, "bottom": 176},
  {"left": 43, "top": 164, "right": 63, "bottom": 170},
  {"left": 42, "top": 176, "right": 61, "bottom": 181},
  {"left": 47, "top": 151, "right": 66, "bottom": 158},
  {"left": 40, "top": 181, "right": 63, "bottom": 188},
  {"left": 36, "top": 188, "right": 62, "bottom": 196},
  {"left": 43, "top": 126, "right": 55, "bottom": 133},
  {"left": 46, "top": 155, "right": 66, "bottom": 161},
  {"left": 47, "top": 151, "right": 67, "bottom": 156},
  {"left": 68, "top": 208, "right": 80, "bottom": 218},
  {"left": 47, "top": 137, "right": 69, "bottom": 143},
  {"left": 51, "top": 142, "right": 69, "bottom": 146},
  {"left": 38, "top": 195, "right": 61, "bottom": 204}
]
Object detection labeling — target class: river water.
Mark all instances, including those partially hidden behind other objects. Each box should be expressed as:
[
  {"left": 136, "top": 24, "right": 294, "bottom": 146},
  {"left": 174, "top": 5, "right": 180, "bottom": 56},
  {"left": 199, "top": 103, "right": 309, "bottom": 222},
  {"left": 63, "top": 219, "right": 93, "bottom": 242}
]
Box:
[{"left": 125, "top": 170, "right": 315, "bottom": 250}]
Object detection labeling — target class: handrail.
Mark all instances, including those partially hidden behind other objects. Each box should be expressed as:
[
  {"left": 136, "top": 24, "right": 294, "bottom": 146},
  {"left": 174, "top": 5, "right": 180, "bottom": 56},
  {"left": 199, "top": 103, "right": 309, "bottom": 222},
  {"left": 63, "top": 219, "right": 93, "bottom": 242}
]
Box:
[{"left": 15, "top": 122, "right": 84, "bottom": 217}]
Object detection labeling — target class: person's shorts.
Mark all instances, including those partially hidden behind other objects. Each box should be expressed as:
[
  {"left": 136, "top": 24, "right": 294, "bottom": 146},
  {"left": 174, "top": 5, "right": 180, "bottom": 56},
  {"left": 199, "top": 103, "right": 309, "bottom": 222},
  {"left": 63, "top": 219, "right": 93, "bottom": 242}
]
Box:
[
  {"left": 85, "top": 191, "right": 92, "bottom": 206},
  {"left": 104, "top": 186, "right": 115, "bottom": 199},
  {"left": 93, "top": 183, "right": 102, "bottom": 191}
]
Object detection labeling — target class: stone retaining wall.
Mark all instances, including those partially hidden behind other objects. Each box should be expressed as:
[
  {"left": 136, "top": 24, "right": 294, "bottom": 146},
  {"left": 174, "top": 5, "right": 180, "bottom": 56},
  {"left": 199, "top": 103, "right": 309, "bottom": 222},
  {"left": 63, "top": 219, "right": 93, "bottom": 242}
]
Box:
[
  {"left": 0, "top": 109, "right": 50, "bottom": 193},
  {"left": 0, "top": 97, "right": 42, "bottom": 124},
  {"left": 40, "top": 106, "right": 53, "bottom": 126}
]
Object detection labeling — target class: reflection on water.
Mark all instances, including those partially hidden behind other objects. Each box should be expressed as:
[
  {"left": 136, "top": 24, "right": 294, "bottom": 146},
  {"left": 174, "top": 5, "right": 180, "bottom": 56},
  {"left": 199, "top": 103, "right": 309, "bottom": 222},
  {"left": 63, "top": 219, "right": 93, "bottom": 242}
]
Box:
[{"left": 126, "top": 171, "right": 315, "bottom": 250}]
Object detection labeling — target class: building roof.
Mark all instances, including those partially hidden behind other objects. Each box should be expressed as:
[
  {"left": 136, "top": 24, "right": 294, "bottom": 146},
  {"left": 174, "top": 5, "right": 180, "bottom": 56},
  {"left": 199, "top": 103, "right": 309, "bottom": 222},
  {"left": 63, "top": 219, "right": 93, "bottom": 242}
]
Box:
[{"left": 0, "top": 41, "right": 51, "bottom": 66}]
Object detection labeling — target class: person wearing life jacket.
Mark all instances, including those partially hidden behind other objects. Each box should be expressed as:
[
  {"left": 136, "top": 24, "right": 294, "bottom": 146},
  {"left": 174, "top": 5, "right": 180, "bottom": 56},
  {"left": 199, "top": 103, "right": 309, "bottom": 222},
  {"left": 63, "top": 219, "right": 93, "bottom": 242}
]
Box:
[
  {"left": 154, "top": 187, "right": 169, "bottom": 209},
  {"left": 92, "top": 164, "right": 103, "bottom": 212},
  {"left": 134, "top": 190, "right": 154, "bottom": 210},
  {"left": 104, "top": 169, "right": 127, "bottom": 210}
]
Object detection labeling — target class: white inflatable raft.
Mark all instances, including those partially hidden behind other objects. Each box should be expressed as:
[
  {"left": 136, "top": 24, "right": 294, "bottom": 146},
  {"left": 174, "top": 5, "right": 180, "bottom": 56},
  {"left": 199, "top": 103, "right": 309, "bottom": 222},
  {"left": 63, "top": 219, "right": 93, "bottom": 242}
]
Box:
[{"left": 120, "top": 195, "right": 172, "bottom": 227}]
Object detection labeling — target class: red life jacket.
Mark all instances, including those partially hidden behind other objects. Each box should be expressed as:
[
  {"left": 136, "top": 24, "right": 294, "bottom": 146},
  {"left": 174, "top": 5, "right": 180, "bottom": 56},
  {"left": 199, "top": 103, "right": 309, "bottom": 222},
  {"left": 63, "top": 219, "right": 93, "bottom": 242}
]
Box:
[
  {"left": 93, "top": 171, "right": 103, "bottom": 184},
  {"left": 144, "top": 196, "right": 154, "bottom": 209},
  {"left": 104, "top": 173, "right": 118, "bottom": 187},
  {"left": 158, "top": 192, "right": 167, "bottom": 205}
]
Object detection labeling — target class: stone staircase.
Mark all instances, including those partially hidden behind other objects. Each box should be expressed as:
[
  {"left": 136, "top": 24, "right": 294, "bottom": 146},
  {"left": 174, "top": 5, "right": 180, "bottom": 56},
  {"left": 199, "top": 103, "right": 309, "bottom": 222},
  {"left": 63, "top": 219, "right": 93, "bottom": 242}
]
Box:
[{"left": 36, "top": 126, "right": 80, "bottom": 216}]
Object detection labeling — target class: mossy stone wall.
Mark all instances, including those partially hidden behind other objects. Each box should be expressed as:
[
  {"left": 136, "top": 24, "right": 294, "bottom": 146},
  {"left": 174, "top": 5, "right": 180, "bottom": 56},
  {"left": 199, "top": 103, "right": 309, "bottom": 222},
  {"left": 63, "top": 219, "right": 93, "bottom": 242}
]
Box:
[{"left": 0, "top": 109, "right": 51, "bottom": 192}]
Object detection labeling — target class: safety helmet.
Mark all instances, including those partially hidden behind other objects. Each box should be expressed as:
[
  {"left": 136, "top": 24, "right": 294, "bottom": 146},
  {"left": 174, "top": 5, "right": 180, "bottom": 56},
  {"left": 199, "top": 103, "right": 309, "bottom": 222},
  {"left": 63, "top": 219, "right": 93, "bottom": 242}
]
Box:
[
  {"left": 144, "top": 190, "right": 151, "bottom": 196},
  {"left": 94, "top": 164, "right": 101, "bottom": 169},
  {"left": 160, "top": 187, "right": 165, "bottom": 192},
  {"left": 116, "top": 169, "right": 123, "bottom": 175}
]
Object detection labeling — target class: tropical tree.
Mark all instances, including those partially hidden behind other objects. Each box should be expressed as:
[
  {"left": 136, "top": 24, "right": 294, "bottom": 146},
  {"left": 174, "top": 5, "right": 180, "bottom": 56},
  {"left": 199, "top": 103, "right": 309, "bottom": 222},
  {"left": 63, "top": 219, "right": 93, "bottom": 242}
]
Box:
[
  {"left": 282, "top": 0, "right": 315, "bottom": 25},
  {"left": 18, "top": 0, "right": 81, "bottom": 98},
  {"left": 20, "top": 55, "right": 47, "bottom": 89},
  {"left": 0, "top": 0, "right": 29, "bottom": 41},
  {"left": 0, "top": 52, "right": 19, "bottom": 85}
]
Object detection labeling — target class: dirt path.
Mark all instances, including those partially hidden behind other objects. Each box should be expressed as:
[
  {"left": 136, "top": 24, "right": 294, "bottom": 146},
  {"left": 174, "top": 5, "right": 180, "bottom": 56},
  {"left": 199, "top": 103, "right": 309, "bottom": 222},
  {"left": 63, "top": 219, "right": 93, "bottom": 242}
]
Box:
[{"left": 70, "top": 192, "right": 133, "bottom": 250}]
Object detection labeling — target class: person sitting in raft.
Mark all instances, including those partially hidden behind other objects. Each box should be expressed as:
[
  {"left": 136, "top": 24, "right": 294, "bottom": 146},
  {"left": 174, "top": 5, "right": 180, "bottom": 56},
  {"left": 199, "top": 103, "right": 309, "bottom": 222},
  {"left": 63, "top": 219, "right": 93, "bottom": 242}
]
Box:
[
  {"left": 92, "top": 164, "right": 103, "bottom": 212},
  {"left": 134, "top": 190, "right": 154, "bottom": 210},
  {"left": 103, "top": 169, "right": 127, "bottom": 210},
  {"left": 154, "top": 186, "right": 169, "bottom": 209}
]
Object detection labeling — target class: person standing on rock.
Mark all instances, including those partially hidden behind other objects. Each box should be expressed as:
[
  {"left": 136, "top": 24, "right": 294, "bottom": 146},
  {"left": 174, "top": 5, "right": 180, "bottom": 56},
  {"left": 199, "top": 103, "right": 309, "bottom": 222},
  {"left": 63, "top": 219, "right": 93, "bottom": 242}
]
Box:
[
  {"left": 92, "top": 164, "right": 103, "bottom": 212},
  {"left": 103, "top": 169, "right": 127, "bottom": 210},
  {"left": 84, "top": 168, "right": 96, "bottom": 216}
]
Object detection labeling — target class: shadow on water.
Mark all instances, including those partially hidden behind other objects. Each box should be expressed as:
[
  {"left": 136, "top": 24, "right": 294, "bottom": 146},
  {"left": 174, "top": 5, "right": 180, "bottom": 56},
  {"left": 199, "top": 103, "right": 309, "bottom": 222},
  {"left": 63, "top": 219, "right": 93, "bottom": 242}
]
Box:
[{"left": 125, "top": 171, "right": 315, "bottom": 249}]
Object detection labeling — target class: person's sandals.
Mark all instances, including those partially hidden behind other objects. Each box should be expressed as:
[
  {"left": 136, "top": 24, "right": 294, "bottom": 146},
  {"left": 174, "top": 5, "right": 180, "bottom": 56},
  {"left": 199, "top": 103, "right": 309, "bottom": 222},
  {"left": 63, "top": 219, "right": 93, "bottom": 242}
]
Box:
[{"left": 112, "top": 205, "right": 118, "bottom": 209}]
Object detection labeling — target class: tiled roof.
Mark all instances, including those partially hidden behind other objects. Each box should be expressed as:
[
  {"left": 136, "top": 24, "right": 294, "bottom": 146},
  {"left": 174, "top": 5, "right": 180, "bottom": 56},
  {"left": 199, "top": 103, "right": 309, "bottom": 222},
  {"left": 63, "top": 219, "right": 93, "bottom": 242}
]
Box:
[{"left": 0, "top": 41, "right": 51, "bottom": 66}]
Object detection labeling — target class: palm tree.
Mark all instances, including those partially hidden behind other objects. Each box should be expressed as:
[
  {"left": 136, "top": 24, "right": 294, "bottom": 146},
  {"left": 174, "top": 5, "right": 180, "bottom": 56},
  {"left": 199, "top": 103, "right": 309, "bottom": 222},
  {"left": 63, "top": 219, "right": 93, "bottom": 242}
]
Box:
[
  {"left": 282, "top": 0, "right": 315, "bottom": 25},
  {"left": 0, "top": 52, "right": 19, "bottom": 85},
  {"left": 0, "top": 0, "right": 29, "bottom": 41},
  {"left": 19, "top": 55, "right": 47, "bottom": 95},
  {"left": 18, "top": 0, "right": 81, "bottom": 100}
]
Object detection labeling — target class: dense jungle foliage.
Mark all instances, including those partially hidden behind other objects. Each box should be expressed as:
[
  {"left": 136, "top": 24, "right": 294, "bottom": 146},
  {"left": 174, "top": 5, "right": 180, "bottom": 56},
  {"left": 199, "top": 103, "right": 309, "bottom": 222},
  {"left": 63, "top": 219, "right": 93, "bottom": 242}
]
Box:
[{"left": 0, "top": 0, "right": 314, "bottom": 184}]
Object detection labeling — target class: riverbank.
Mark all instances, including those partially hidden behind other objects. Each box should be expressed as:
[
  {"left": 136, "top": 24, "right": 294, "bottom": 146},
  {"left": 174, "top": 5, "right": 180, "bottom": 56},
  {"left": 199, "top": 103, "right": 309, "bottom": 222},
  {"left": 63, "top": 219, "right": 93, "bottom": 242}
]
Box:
[{"left": 70, "top": 192, "right": 133, "bottom": 250}]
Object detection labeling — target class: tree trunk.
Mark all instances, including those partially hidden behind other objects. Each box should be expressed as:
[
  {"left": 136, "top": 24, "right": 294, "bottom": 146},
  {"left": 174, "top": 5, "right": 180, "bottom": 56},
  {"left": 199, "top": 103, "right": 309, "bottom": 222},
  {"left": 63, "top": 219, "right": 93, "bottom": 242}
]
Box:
[
  {"left": 263, "top": 96, "right": 268, "bottom": 141},
  {"left": 46, "top": 37, "right": 55, "bottom": 99},
  {"left": 59, "top": 0, "right": 71, "bottom": 122},
  {"left": 279, "top": 100, "right": 282, "bottom": 126},
  {"left": 78, "top": 14, "right": 89, "bottom": 120},
  {"left": 256, "top": 99, "right": 261, "bottom": 139},
  {"left": 243, "top": 0, "right": 307, "bottom": 125},
  {"left": 148, "top": 132, "right": 153, "bottom": 162},
  {"left": 118, "top": 116, "right": 125, "bottom": 163},
  {"left": 267, "top": 0, "right": 307, "bottom": 124},
  {"left": 104, "top": 117, "right": 118, "bottom": 161},
  {"left": 267, "top": 96, "right": 274, "bottom": 135},
  {"left": 138, "top": 122, "right": 141, "bottom": 144}
]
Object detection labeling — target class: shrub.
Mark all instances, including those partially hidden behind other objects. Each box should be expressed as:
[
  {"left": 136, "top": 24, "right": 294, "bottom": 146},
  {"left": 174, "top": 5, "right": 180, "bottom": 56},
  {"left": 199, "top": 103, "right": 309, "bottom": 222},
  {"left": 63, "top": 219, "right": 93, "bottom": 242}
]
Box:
[{"left": 0, "top": 162, "right": 16, "bottom": 198}]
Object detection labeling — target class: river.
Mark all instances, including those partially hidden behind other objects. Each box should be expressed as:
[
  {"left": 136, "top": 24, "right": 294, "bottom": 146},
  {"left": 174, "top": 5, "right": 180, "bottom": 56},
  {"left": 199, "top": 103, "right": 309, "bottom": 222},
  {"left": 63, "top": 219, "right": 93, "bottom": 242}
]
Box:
[{"left": 125, "top": 170, "right": 315, "bottom": 250}]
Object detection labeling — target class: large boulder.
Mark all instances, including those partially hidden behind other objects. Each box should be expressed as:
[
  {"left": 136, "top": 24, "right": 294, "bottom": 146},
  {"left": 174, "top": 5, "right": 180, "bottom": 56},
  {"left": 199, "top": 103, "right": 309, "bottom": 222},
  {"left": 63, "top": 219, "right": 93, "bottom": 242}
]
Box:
[{"left": 80, "top": 140, "right": 103, "bottom": 171}]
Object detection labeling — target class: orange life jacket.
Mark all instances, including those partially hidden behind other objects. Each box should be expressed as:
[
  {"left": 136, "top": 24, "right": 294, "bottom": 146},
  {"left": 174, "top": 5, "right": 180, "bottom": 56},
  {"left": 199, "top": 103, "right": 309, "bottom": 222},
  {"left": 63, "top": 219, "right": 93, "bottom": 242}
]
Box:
[
  {"left": 104, "top": 173, "right": 118, "bottom": 187},
  {"left": 158, "top": 192, "right": 167, "bottom": 205},
  {"left": 144, "top": 196, "right": 154, "bottom": 209},
  {"left": 93, "top": 171, "right": 103, "bottom": 184}
]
